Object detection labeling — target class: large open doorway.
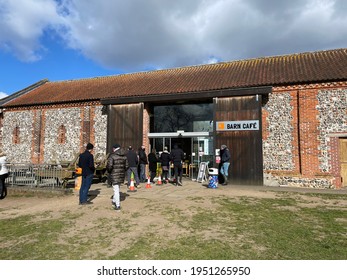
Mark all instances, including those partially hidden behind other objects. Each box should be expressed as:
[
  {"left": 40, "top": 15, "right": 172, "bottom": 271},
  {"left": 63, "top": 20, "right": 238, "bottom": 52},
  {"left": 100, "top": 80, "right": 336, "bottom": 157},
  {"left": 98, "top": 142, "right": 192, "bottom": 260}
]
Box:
[
  {"left": 149, "top": 133, "right": 213, "bottom": 179},
  {"left": 149, "top": 102, "right": 214, "bottom": 180}
]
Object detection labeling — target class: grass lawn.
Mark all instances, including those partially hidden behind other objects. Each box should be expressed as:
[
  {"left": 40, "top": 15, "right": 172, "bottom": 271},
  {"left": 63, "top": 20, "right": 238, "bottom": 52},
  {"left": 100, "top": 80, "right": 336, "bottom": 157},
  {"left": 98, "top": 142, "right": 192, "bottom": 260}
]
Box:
[{"left": 0, "top": 191, "right": 346, "bottom": 260}]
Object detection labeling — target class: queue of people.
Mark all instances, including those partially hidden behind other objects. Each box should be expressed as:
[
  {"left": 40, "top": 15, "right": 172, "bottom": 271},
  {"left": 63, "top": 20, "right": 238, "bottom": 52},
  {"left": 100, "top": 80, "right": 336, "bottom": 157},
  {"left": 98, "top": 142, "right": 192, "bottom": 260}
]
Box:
[
  {"left": 76, "top": 140, "right": 232, "bottom": 212},
  {"left": 76, "top": 142, "right": 189, "bottom": 211},
  {"left": 2, "top": 141, "right": 230, "bottom": 209}
]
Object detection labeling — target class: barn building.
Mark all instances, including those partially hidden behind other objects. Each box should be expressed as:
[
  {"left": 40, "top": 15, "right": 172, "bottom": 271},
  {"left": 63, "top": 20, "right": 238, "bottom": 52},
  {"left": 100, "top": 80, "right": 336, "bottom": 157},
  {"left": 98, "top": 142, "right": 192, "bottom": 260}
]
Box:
[{"left": 1, "top": 48, "right": 347, "bottom": 189}]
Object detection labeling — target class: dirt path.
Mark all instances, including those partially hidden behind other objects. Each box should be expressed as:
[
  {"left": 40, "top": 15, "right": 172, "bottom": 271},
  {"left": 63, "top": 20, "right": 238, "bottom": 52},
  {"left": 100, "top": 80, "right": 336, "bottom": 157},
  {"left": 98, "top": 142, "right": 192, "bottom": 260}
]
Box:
[
  {"left": 1, "top": 179, "right": 347, "bottom": 259},
  {"left": 2, "top": 178, "right": 346, "bottom": 220}
]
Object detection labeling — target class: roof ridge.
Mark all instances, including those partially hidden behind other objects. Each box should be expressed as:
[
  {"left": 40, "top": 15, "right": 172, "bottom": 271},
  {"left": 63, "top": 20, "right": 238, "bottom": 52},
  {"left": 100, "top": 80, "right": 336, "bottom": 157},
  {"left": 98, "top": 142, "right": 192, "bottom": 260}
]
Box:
[
  {"left": 3, "top": 48, "right": 347, "bottom": 108},
  {"left": 47, "top": 48, "right": 347, "bottom": 85}
]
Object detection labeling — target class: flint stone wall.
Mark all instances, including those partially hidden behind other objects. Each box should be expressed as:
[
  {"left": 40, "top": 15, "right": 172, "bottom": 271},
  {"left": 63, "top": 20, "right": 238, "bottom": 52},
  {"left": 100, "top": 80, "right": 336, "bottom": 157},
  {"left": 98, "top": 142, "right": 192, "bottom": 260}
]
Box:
[
  {"left": 275, "top": 176, "right": 335, "bottom": 189},
  {"left": 263, "top": 88, "right": 347, "bottom": 189},
  {"left": 93, "top": 106, "right": 108, "bottom": 159},
  {"left": 2, "top": 110, "right": 33, "bottom": 163},
  {"left": 316, "top": 89, "right": 347, "bottom": 172},
  {"left": 43, "top": 105, "right": 107, "bottom": 164},
  {"left": 44, "top": 107, "right": 81, "bottom": 163},
  {"left": 263, "top": 92, "right": 294, "bottom": 171},
  {"left": 2, "top": 105, "right": 107, "bottom": 164}
]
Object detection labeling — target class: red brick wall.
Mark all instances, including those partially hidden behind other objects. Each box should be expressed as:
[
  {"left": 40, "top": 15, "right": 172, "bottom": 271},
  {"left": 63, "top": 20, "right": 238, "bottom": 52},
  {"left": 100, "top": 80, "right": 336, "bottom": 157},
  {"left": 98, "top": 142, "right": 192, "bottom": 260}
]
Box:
[
  {"left": 267, "top": 82, "right": 347, "bottom": 188},
  {"left": 298, "top": 88, "right": 321, "bottom": 177}
]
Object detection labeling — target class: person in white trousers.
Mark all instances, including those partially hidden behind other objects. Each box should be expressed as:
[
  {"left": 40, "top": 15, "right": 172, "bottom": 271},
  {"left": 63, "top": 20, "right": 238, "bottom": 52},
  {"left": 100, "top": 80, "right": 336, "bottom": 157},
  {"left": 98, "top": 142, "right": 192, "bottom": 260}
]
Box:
[{"left": 106, "top": 144, "right": 128, "bottom": 211}]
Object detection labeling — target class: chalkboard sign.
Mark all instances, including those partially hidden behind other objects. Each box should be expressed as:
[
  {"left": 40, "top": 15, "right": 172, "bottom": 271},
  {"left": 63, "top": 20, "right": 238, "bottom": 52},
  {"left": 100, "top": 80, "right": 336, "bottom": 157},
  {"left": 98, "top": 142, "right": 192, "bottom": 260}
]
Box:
[{"left": 197, "top": 162, "right": 208, "bottom": 182}]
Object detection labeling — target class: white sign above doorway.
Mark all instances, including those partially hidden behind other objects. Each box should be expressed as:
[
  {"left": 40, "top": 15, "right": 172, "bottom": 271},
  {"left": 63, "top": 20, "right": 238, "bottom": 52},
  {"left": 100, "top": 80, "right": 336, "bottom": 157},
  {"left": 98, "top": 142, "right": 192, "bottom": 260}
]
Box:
[{"left": 216, "top": 120, "right": 259, "bottom": 131}]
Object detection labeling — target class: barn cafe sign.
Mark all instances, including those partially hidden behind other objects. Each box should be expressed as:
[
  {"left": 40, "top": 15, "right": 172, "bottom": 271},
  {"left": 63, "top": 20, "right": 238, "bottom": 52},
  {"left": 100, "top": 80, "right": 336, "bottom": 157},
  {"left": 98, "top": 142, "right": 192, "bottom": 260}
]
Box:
[{"left": 216, "top": 120, "right": 259, "bottom": 131}]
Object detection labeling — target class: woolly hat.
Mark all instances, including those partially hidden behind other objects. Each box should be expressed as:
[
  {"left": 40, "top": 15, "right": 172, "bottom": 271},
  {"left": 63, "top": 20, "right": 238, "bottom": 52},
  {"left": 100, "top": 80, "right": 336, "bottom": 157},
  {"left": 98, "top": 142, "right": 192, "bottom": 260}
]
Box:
[
  {"left": 221, "top": 144, "right": 227, "bottom": 150},
  {"left": 86, "top": 143, "right": 94, "bottom": 150},
  {"left": 113, "top": 143, "right": 121, "bottom": 149}
]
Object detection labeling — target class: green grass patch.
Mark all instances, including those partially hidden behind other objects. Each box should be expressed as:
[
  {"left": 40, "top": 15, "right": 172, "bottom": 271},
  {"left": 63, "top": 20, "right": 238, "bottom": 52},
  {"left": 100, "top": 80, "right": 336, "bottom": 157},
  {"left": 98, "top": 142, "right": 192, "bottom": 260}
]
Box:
[{"left": 1, "top": 193, "right": 346, "bottom": 259}]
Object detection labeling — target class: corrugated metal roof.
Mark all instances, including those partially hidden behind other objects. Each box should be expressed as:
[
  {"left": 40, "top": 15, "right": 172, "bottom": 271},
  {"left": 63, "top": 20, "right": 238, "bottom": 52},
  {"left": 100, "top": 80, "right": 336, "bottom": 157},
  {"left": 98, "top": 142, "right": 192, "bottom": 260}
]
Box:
[{"left": 3, "top": 48, "right": 347, "bottom": 107}]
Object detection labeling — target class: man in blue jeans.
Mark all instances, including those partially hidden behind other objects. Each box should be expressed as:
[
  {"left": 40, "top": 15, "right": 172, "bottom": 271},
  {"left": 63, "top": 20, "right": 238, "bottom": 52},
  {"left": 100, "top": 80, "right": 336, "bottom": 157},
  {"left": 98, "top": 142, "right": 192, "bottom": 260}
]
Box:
[
  {"left": 78, "top": 143, "right": 95, "bottom": 205},
  {"left": 220, "top": 144, "right": 231, "bottom": 185},
  {"left": 138, "top": 145, "right": 148, "bottom": 183}
]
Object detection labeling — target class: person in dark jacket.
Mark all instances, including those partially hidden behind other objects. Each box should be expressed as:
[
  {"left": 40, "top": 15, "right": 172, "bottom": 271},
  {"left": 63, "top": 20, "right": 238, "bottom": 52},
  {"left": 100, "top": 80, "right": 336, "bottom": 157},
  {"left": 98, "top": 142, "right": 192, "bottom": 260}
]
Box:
[
  {"left": 126, "top": 146, "right": 140, "bottom": 187},
  {"left": 78, "top": 143, "right": 95, "bottom": 205},
  {"left": 138, "top": 145, "right": 148, "bottom": 182},
  {"left": 106, "top": 144, "right": 128, "bottom": 210},
  {"left": 147, "top": 148, "right": 158, "bottom": 183},
  {"left": 170, "top": 144, "right": 184, "bottom": 186},
  {"left": 160, "top": 146, "right": 170, "bottom": 183},
  {"left": 220, "top": 144, "right": 231, "bottom": 185}
]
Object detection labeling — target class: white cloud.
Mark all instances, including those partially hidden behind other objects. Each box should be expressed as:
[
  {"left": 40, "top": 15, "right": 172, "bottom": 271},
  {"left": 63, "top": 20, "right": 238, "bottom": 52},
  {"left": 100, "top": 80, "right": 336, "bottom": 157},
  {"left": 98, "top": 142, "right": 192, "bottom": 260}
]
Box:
[
  {"left": 0, "top": 92, "right": 8, "bottom": 99},
  {"left": 1, "top": 0, "right": 347, "bottom": 70},
  {"left": 0, "top": 0, "right": 64, "bottom": 61}
]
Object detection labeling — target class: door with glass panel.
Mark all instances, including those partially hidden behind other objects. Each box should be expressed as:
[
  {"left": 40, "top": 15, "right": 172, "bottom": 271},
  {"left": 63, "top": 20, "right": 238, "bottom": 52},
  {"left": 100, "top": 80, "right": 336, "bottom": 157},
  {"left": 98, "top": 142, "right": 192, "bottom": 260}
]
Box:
[{"left": 191, "top": 136, "right": 213, "bottom": 180}]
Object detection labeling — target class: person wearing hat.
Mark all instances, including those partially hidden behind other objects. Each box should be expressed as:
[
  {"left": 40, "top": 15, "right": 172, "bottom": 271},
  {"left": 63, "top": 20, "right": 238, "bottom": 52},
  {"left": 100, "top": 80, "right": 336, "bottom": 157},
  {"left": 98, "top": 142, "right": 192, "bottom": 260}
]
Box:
[
  {"left": 0, "top": 150, "right": 9, "bottom": 199},
  {"left": 107, "top": 144, "right": 128, "bottom": 211},
  {"left": 160, "top": 146, "right": 170, "bottom": 183},
  {"left": 78, "top": 143, "right": 95, "bottom": 205},
  {"left": 220, "top": 144, "right": 231, "bottom": 185}
]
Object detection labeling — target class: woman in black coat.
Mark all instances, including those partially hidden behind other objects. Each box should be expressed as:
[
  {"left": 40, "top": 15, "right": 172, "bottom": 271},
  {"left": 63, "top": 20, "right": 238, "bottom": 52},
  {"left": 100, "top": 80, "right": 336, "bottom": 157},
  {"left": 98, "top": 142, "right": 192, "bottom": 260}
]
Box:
[
  {"left": 160, "top": 146, "right": 171, "bottom": 183},
  {"left": 147, "top": 149, "right": 158, "bottom": 183}
]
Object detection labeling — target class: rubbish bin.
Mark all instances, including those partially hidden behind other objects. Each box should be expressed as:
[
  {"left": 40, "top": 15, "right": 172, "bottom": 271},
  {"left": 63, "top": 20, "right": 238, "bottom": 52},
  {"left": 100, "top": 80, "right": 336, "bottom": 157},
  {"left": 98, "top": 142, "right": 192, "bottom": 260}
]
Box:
[{"left": 208, "top": 168, "right": 219, "bottom": 188}]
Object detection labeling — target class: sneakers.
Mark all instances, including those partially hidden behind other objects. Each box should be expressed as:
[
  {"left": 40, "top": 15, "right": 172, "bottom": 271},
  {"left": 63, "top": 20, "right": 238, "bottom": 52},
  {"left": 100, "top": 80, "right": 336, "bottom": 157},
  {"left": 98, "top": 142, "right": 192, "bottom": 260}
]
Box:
[
  {"left": 79, "top": 201, "right": 93, "bottom": 205},
  {"left": 177, "top": 181, "right": 183, "bottom": 186},
  {"left": 112, "top": 202, "right": 121, "bottom": 210}
]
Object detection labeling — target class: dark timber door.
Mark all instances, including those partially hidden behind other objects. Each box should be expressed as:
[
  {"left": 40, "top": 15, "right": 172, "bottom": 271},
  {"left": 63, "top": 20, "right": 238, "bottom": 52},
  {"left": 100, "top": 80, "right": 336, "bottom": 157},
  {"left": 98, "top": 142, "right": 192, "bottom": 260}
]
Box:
[
  {"left": 214, "top": 96, "right": 263, "bottom": 185},
  {"left": 107, "top": 103, "right": 143, "bottom": 152}
]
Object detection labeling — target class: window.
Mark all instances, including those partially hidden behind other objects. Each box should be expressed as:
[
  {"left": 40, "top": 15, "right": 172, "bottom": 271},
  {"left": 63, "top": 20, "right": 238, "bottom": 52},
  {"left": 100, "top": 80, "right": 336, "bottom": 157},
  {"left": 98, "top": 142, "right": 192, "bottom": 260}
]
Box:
[
  {"left": 152, "top": 103, "right": 213, "bottom": 133},
  {"left": 13, "top": 126, "right": 20, "bottom": 144},
  {"left": 58, "top": 125, "right": 66, "bottom": 144}
]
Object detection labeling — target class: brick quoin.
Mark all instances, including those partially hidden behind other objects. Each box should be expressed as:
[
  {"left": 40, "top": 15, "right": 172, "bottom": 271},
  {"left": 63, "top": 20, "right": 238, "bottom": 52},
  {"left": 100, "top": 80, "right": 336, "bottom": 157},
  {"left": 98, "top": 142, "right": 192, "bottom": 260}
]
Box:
[
  {"left": 142, "top": 105, "right": 150, "bottom": 153},
  {"left": 330, "top": 137, "right": 342, "bottom": 188},
  {"left": 298, "top": 89, "right": 320, "bottom": 177},
  {"left": 290, "top": 90, "right": 301, "bottom": 175}
]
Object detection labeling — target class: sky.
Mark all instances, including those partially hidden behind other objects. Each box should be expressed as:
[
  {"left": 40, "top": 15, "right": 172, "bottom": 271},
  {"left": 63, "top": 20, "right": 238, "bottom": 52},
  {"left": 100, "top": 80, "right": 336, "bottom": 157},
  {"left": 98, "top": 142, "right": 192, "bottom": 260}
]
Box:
[{"left": 1, "top": 0, "right": 347, "bottom": 98}]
